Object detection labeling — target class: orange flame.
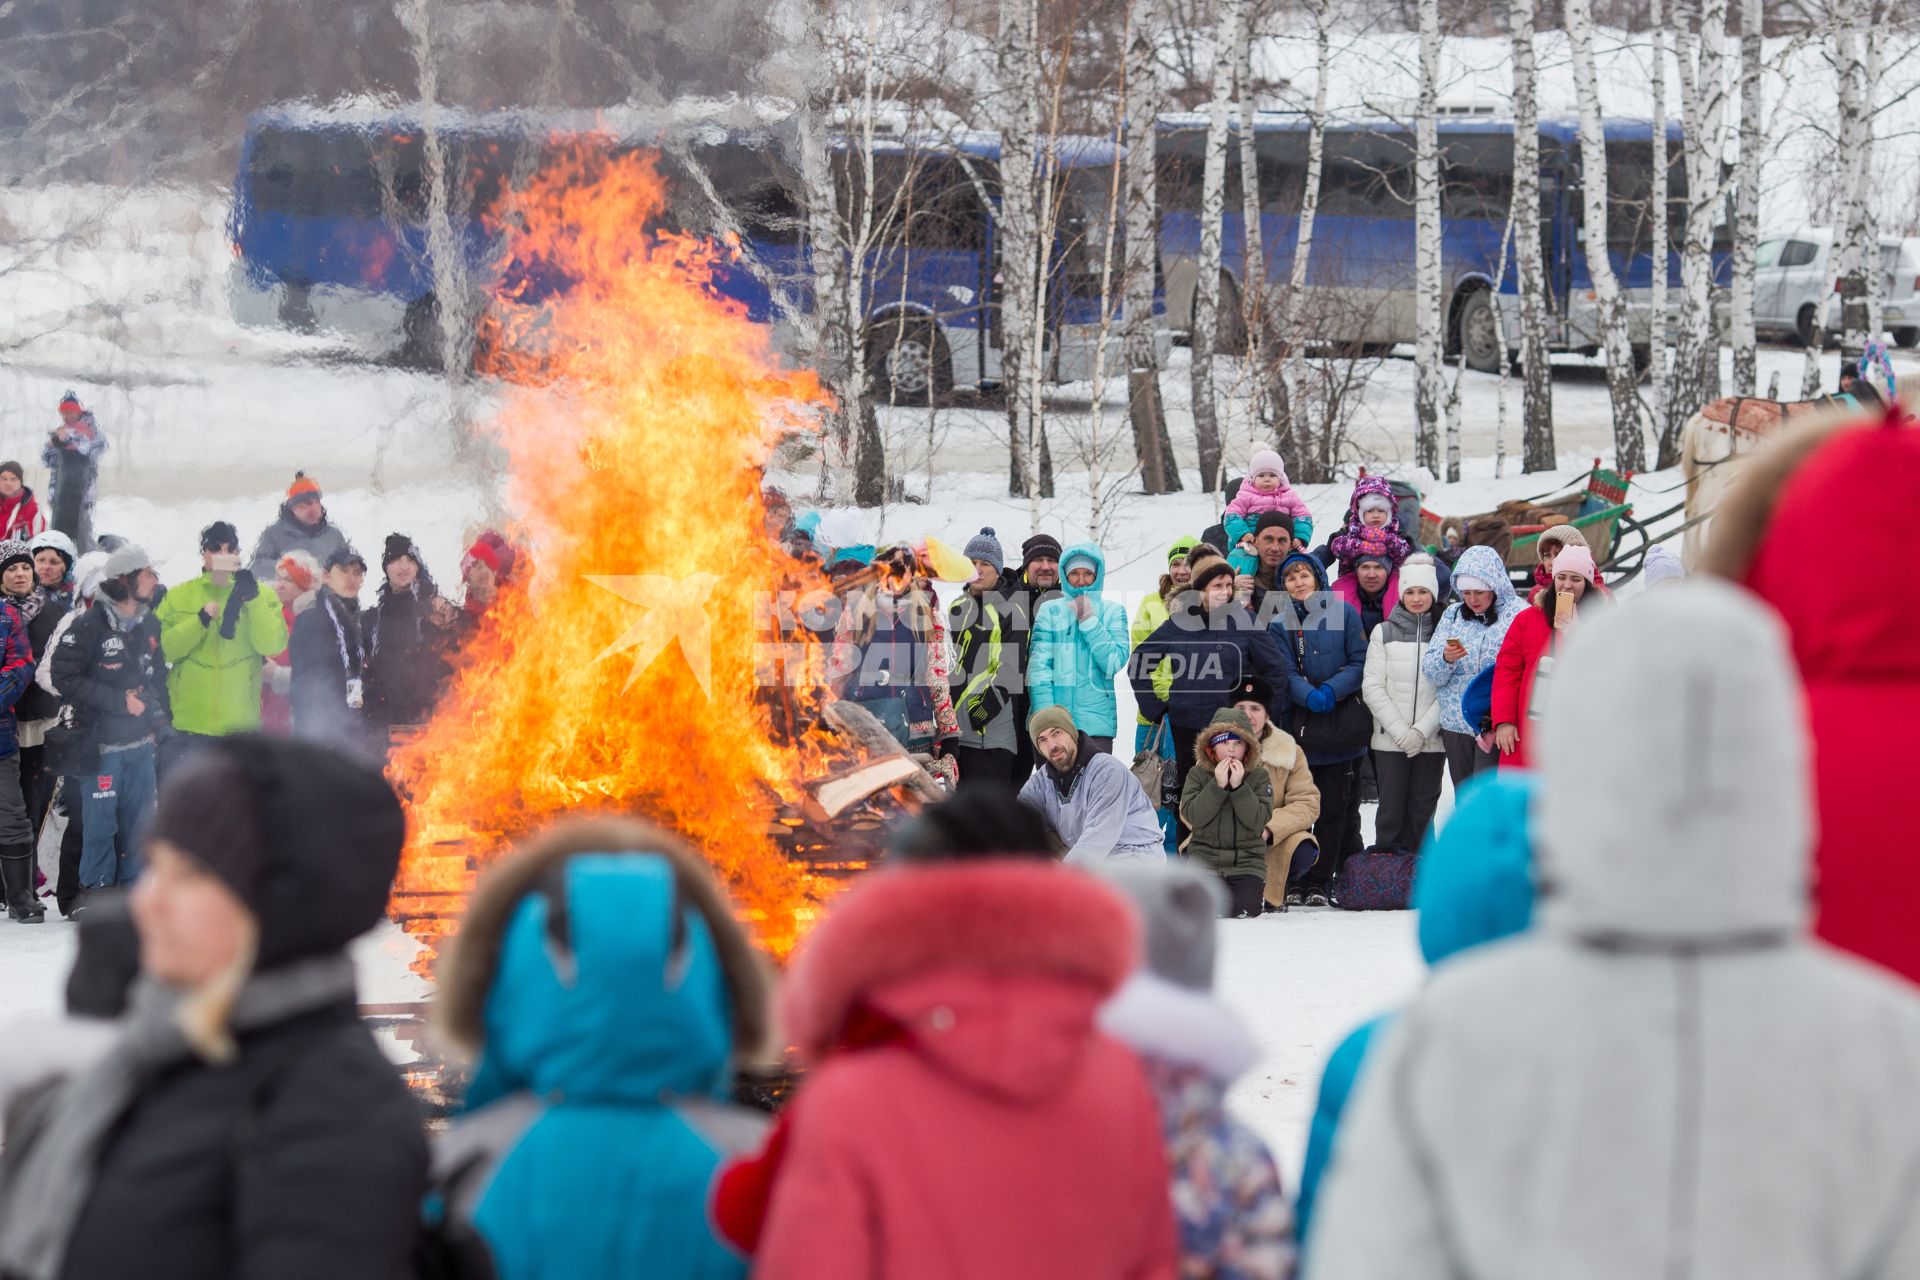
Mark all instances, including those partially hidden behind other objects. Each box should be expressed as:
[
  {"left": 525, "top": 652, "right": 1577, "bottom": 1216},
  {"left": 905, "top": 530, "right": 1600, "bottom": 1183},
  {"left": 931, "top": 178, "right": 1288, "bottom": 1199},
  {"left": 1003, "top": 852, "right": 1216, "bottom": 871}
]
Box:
[{"left": 389, "top": 144, "right": 841, "bottom": 960}]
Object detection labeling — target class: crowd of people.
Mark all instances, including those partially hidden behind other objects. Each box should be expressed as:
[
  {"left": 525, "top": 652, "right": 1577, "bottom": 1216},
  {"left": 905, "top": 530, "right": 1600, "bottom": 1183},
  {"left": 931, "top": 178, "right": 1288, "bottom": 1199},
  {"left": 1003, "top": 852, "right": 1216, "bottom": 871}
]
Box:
[
  {"left": 809, "top": 443, "right": 1671, "bottom": 914},
  {"left": 0, "top": 392, "right": 520, "bottom": 925},
  {"left": 1, "top": 403, "right": 1916, "bottom": 1280}
]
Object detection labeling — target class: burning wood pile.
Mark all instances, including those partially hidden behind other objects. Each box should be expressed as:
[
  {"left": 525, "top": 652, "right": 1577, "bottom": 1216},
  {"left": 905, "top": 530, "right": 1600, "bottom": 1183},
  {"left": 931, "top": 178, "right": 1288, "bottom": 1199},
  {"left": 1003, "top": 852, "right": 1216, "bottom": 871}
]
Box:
[{"left": 382, "top": 146, "right": 943, "bottom": 984}]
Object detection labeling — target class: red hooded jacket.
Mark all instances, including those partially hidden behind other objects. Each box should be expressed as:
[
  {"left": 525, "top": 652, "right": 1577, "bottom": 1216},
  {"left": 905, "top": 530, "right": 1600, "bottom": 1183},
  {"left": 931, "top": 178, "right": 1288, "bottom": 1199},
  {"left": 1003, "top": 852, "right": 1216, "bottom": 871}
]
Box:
[
  {"left": 1739, "top": 414, "right": 1920, "bottom": 985},
  {"left": 746, "top": 860, "right": 1177, "bottom": 1280}
]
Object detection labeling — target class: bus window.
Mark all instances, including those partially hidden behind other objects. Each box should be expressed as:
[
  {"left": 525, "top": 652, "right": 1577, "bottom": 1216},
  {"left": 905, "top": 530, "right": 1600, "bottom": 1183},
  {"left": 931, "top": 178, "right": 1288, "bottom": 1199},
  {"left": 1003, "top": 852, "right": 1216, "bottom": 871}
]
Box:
[
  {"left": 1154, "top": 126, "right": 1239, "bottom": 215},
  {"left": 247, "top": 128, "right": 382, "bottom": 219},
  {"left": 1255, "top": 128, "right": 1308, "bottom": 215},
  {"left": 1320, "top": 129, "right": 1413, "bottom": 219},
  {"left": 1439, "top": 132, "right": 1513, "bottom": 222}
]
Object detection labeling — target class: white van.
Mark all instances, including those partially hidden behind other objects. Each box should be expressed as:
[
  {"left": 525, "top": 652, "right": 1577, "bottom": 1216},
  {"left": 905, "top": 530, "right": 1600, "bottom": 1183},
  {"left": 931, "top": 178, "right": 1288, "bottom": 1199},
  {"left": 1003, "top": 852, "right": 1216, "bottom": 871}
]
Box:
[{"left": 1754, "top": 229, "right": 1920, "bottom": 347}]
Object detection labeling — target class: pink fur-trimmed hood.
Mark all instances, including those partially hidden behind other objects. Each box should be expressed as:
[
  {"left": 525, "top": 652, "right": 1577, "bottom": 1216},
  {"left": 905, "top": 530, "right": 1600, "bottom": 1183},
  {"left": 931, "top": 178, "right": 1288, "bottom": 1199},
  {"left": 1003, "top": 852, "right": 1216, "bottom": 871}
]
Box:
[{"left": 781, "top": 860, "right": 1140, "bottom": 1070}]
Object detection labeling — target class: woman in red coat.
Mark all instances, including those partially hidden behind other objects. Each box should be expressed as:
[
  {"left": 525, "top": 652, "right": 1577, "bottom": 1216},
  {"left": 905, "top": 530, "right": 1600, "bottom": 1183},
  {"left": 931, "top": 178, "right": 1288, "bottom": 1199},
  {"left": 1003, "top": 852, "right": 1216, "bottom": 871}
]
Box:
[
  {"left": 748, "top": 851, "right": 1177, "bottom": 1280},
  {"left": 1708, "top": 404, "right": 1920, "bottom": 986},
  {"left": 1490, "top": 545, "right": 1601, "bottom": 768}
]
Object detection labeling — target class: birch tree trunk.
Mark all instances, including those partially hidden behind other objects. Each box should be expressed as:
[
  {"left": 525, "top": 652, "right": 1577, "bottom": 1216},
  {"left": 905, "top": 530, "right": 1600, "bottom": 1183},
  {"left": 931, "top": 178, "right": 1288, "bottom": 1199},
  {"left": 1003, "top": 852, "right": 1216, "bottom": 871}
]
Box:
[
  {"left": 796, "top": 105, "right": 858, "bottom": 506},
  {"left": 1236, "top": 15, "right": 1265, "bottom": 446},
  {"left": 1123, "top": 0, "right": 1181, "bottom": 493},
  {"left": 1729, "top": 0, "right": 1763, "bottom": 394},
  {"left": 1414, "top": 0, "right": 1445, "bottom": 477},
  {"left": 1666, "top": 3, "right": 1727, "bottom": 467},
  {"left": 998, "top": 0, "right": 1047, "bottom": 508},
  {"left": 1510, "top": 0, "right": 1556, "bottom": 472},
  {"left": 1280, "top": 0, "right": 1331, "bottom": 480},
  {"left": 1648, "top": 0, "right": 1670, "bottom": 444},
  {"left": 1190, "top": 0, "right": 1243, "bottom": 492},
  {"left": 1567, "top": 0, "right": 1647, "bottom": 471}
]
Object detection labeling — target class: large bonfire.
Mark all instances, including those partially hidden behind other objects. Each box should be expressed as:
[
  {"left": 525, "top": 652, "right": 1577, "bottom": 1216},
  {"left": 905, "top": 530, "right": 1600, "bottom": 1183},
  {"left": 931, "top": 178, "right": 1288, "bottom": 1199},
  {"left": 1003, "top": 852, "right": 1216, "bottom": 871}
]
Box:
[{"left": 388, "top": 144, "right": 841, "bottom": 962}]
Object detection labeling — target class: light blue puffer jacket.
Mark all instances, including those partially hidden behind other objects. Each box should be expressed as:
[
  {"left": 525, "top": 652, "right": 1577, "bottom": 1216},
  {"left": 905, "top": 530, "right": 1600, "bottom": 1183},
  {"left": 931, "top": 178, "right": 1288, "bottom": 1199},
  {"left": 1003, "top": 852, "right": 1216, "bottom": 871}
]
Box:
[
  {"left": 439, "top": 852, "right": 764, "bottom": 1280},
  {"left": 1028, "top": 543, "right": 1131, "bottom": 738},
  {"left": 1421, "top": 545, "right": 1524, "bottom": 735}
]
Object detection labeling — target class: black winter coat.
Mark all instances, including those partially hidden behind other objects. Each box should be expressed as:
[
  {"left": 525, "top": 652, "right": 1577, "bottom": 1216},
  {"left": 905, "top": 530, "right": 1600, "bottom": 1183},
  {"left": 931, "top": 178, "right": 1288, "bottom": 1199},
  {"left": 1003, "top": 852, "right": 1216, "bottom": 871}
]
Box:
[
  {"left": 361, "top": 588, "right": 450, "bottom": 731},
  {"left": 290, "top": 590, "right": 365, "bottom": 751},
  {"left": 18, "top": 593, "right": 70, "bottom": 723},
  {"left": 1130, "top": 601, "right": 1289, "bottom": 731},
  {"left": 57, "top": 1000, "right": 427, "bottom": 1280},
  {"left": 48, "top": 604, "right": 168, "bottom": 761}
]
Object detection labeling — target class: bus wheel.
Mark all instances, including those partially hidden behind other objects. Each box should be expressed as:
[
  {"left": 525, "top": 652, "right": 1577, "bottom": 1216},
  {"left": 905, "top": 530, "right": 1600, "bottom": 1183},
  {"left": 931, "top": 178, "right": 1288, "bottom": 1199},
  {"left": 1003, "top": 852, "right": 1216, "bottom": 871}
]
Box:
[
  {"left": 1893, "top": 327, "right": 1919, "bottom": 349},
  {"left": 1457, "top": 289, "right": 1502, "bottom": 374},
  {"left": 1796, "top": 304, "right": 1818, "bottom": 349},
  {"left": 1215, "top": 274, "right": 1250, "bottom": 356},
  {"left": 868, "top": 319, "right": 949, "bottom": 406}
]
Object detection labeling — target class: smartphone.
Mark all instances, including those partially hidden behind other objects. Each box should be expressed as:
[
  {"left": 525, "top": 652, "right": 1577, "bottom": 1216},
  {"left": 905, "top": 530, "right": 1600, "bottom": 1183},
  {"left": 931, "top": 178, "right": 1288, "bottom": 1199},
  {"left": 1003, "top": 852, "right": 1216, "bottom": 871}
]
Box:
[
  {"left": 1555, "top": 590, "right": 1576, "bottom": 625},
  {"left": 210, "top": 553, "right": 242, "bottom": 574}
]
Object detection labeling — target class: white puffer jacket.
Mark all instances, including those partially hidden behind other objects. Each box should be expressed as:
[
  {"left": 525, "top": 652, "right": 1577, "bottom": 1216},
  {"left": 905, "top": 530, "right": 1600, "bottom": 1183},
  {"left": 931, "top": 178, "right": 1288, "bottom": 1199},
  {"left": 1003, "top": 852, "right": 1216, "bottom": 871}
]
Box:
[
  {"left": 1311, "top": 582, "right": 1920, "bottom": 1280},
  {"left": 1360, "top": 602, "right": 1443, "bottom": 753}
]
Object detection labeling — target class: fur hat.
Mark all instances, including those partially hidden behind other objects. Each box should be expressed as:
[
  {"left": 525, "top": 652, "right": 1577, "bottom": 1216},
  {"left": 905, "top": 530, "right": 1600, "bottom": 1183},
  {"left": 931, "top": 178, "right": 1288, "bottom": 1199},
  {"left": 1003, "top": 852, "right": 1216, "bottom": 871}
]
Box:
[
  {"left": 1233, "top": 675, "right": 1275, "bottom": 708},
  {"left": 1196, "top": 706, "right": 1260, "bottom": 764},
  {"left": 1187, "top": 555, "right": 1236, "bottom": 597},
  {"left": 1028, "top": 704, "right": 1077, "bottom": 741},
  {"left": 962, "top": 527, "right": 1004, "bottom": 573}
]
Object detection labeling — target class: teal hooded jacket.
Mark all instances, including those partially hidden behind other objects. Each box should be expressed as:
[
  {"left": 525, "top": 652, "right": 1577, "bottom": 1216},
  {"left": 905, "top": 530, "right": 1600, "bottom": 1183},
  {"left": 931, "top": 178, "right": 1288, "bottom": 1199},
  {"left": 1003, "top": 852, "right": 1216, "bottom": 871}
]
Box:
[
  {"left": 439, "top": 852, "right": 765, "bottom": 1280},
  {"left": 1027, "top": 543, "right": 1131, "bottom": 738},
  {"left": 1294, "top": 772, "right": 1538, "bottom": 1252}
]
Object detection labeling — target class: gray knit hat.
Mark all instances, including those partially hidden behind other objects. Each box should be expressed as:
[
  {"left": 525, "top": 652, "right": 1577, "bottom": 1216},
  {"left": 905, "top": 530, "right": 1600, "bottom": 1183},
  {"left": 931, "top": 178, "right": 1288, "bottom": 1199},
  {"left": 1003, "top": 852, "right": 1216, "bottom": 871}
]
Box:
[
  {"left": 1100, "top": 860, "right": 1226, "bottom": 991},
  {"left": 962, "top": 526, "right": 1004, "bottom": 573}
]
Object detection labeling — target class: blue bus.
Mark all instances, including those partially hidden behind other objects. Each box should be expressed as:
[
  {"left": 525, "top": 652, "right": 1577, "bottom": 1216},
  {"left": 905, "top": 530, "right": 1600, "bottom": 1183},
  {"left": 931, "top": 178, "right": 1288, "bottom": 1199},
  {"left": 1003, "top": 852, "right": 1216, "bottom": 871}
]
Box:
[
  {"left": 1156, "top": 114, "right": 1726, "bottom": 372},
  {"left": 229, "top": 103, "right": 1127, "bottom": 399}
]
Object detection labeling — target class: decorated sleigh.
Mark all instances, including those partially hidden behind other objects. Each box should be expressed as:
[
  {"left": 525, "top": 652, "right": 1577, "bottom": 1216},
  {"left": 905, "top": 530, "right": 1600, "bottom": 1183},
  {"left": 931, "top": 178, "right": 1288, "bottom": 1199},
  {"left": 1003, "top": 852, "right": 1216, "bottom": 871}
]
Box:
[{"left": 1419, "top": 461, "right": 1639, "bottom": 583}]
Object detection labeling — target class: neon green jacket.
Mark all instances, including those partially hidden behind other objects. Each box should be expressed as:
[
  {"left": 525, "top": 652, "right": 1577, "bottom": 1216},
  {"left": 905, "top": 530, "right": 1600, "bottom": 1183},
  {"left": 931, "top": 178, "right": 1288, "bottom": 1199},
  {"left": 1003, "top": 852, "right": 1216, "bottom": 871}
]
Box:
[
  {"left": 1130, "top": 591, "right": 1176, "bottom": 727},
  {"left": 156, "top": 573, "right": 290, "bottom": 736}
]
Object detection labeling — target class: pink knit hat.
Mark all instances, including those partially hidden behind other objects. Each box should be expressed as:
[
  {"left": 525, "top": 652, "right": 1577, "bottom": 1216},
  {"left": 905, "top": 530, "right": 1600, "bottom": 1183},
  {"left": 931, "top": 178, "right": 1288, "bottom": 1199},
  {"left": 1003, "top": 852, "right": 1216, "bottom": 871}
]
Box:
[
  {"left": 1247, "top": 449, "right": 1287, "bottom": 485},
  {"left": 1550, "top": 544, "right": 1598, "bottom": 585}
]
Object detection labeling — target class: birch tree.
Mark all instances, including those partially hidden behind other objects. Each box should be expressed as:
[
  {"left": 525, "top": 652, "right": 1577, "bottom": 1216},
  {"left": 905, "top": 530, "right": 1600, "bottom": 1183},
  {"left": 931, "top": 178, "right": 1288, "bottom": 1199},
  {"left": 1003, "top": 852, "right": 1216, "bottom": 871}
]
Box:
[
  {"left": 1509, "top": 0, "right": 1556, "bottom": 472},
  {"left": 1123, "top": 0, "right": 1181, "bottom": 493},
  {"left": 1235, "top": 12, "right": 1266, "bottom": 447},
  {"left": 1413, "top": 0, "right": 1445, "bottom": 477},
  {"left": 1190, "top": 0, "right": 1245, "bottom": 492},
  {"left": 1277, "top": 0, "right": 1332, "bottom": 477},
  {"left": 1567, "top": 0, "right": 1647, "bottom": 471},
  {"left": 998, "top": 0, "right": 1047, "bottom": 508},
  {"left": 1648, "top": 0, "right": 1671, "bottom": 442},
  {"left": 1830, "top": 7, "right": 1882, "bottom": 371},
  {"left": 1667, "top": 0, "right": 1729, "bottom": 464},
  {"left": 1728, "top": 0, "right": 1764, "bottom": 394}
]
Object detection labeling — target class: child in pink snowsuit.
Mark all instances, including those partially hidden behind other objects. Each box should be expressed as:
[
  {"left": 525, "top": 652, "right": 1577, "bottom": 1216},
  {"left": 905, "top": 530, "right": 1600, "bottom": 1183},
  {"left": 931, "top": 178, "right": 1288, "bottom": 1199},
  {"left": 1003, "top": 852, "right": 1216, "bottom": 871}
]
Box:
[
  {"left": 1328, "top": 474, "right": 1412, "bottom": 571},
  {"left": 1224, "top": 449, "right": 1313, "bottom": 574}
]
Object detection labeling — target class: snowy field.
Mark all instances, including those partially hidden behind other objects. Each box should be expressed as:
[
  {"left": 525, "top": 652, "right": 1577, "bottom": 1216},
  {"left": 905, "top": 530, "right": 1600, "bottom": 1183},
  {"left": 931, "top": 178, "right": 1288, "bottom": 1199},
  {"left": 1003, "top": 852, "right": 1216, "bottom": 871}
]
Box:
[{"left": 2, "top": 181, "right": 1917, "bottom": 1181}]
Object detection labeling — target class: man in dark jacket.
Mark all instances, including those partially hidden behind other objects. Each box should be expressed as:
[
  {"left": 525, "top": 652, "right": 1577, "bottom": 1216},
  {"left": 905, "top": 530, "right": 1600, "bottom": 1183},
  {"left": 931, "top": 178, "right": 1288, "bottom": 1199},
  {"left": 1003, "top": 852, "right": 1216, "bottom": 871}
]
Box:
[
  {"left": 362, "top": 534, "right": 454, "bottom": 742},
  {"left": 0, "top": 736, "right": 428, "bottom": 1280},
  {"left": 49, "top": 544, "right": 168, "bottom": 895},
  {"left": 1131, "top": 554, "right": 1289, "bottom": 813},
  {"left": 1269, "top": 550, "right": 1369, "bottom": 905},
  {"left": 290, "top": 547, "right": 369, "bottom": 756},
  {"left": 248, "top": 472, "right": 349, "bottom": 579},
  {"left": 42, "top": 391, "right": 106, "bottom": 552},
  {"left": 1001, "top": 532, "right": 1063, "bottom": 779}
]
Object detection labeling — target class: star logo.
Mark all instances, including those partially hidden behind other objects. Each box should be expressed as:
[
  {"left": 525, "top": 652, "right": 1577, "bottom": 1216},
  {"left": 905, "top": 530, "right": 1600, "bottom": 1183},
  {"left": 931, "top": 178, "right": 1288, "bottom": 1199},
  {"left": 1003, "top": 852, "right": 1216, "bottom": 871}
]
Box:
[{"left": 586, "top": 573, "right": 723, "bottom": 697}]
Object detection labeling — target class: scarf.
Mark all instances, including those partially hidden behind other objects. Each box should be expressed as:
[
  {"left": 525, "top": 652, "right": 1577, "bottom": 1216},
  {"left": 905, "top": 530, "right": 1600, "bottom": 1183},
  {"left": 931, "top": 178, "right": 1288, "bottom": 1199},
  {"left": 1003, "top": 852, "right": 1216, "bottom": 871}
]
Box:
[
  {"left": 4, "top": 585, "right": 46, "bottom": 624},
  {"left": 0, "top": 952, "right": 357, "bottom": 1280}
]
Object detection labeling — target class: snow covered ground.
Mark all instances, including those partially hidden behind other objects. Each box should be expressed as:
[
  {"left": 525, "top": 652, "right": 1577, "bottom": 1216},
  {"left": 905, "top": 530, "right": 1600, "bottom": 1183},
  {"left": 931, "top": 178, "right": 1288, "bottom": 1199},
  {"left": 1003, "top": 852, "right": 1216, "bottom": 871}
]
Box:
[{"left": 0, "top": 179, "right": 1914, "bottom": 1184}]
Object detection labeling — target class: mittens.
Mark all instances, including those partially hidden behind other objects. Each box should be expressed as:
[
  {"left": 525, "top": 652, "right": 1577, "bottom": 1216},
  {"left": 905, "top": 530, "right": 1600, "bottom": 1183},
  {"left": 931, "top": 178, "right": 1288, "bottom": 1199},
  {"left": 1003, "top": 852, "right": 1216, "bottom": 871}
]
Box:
[{"left": 1306, "top": 685, "right": 1335, "bottom": 714}]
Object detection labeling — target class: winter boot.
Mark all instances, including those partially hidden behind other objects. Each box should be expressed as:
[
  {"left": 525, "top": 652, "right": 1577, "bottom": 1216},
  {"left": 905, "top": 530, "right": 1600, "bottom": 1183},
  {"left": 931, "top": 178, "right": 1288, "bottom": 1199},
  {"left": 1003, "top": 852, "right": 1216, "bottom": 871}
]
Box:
[{"left": 2, "top": 844, "right": 45, "bottom": 923}]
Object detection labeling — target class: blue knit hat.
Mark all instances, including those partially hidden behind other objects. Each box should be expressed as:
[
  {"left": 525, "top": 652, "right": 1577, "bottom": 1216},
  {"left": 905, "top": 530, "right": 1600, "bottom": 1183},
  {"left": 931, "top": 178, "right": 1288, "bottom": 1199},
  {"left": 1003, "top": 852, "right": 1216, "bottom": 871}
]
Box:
[{"left": 962, "top": 527, "right": 1004, "bottom": 573}]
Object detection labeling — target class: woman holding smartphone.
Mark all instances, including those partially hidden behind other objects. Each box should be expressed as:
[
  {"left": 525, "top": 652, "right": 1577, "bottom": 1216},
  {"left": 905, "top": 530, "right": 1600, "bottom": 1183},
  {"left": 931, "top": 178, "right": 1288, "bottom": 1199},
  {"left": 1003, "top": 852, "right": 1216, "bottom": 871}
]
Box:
[
  {"left": 1423, "top": 545, "right": 1525, "bottom": 786},
  {"left": 1489, "top": 544, "right": 1602, "bottom": 769}
]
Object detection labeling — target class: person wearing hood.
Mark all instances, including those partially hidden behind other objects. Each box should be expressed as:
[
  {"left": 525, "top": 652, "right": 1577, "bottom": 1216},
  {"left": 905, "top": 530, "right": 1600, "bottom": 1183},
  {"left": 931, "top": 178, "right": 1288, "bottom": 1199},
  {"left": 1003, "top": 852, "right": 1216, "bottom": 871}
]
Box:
[
  {"left": 1132, "top": 555, "right": 1291, "bottom": 818},
  {"left": 1179, "top": 707, "right": 1277, "bottom": 918},
  {"left": 1326, "top": 476, "right": 1411, "bottom": 574},
  {"left": 247, "top": 471, "right": 349, "bottom": 580},
  {"left": 1028, "top": 543, "right": 1130, "bottom": 754},
  {"left": 1308, "top": 584, "right": 1920, "bottom": 1279},
  {"left": 29, "top": 530, "right": 75, "bottom": 601},
  {"left": 1360, "top": 555, "right": 1445, "bottom": 853},
  {"left": 1294, "top": 771, "right": 1536, "bottom": 1250},
  {"left": 1018, "top": 706, "right": 1169, "bottom": 866},
  {"left": 260, "top": 551, "right": 321, "bottom": 736},
  {"left": 42, "top": 392, "right": 106, "bottom": 552},
  {"left": 748, "top": 844, "right": 1177, "bottom": 1280},
  {"left": 50, "top": 544, "right": 168, "bottom": 896},
  {"left": 1422, "top": 544, "right": 1524, "bottom": 786},
  {"left": 35, "top": 549, "right": 109, "bottom": 917},
  {"left": 432, "top": 816, "right": 771, "bottom": 1280},
  {"left": 1268, "top": 550, "right": 1369, "bottom": 905},
  {"left": 0, "top": 462, "right": 46, "bottom": 543},
  {"left": 0, "top": 736, "right": 428, "bottom": 1280},
  {"left": 1490, "top": 543, "right": 1602, "bottom": 769},
  {"left": 1706, "top": 405, "right": 1920, "bottom": 986},
  {"left": 0, "top": 546, "right": 36, "bottom": 923},
  {"left": 1099, "top": 861, "right": 1297, "bottom": 1279},
  {"left": 362, "top": 534, "right": 455, "bottom": 741},
  {"left": 289, "top": 546, "right": 369, "bottom": 755},
  {"left": 155, "top": 522, "right": 290, "bottom": 765},
  {"left": 1229, "top": 679, "right": 1321, "bottom": 911},
  {"left": 947, "top": 529, "right": 1021, "bottom": 789}
]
